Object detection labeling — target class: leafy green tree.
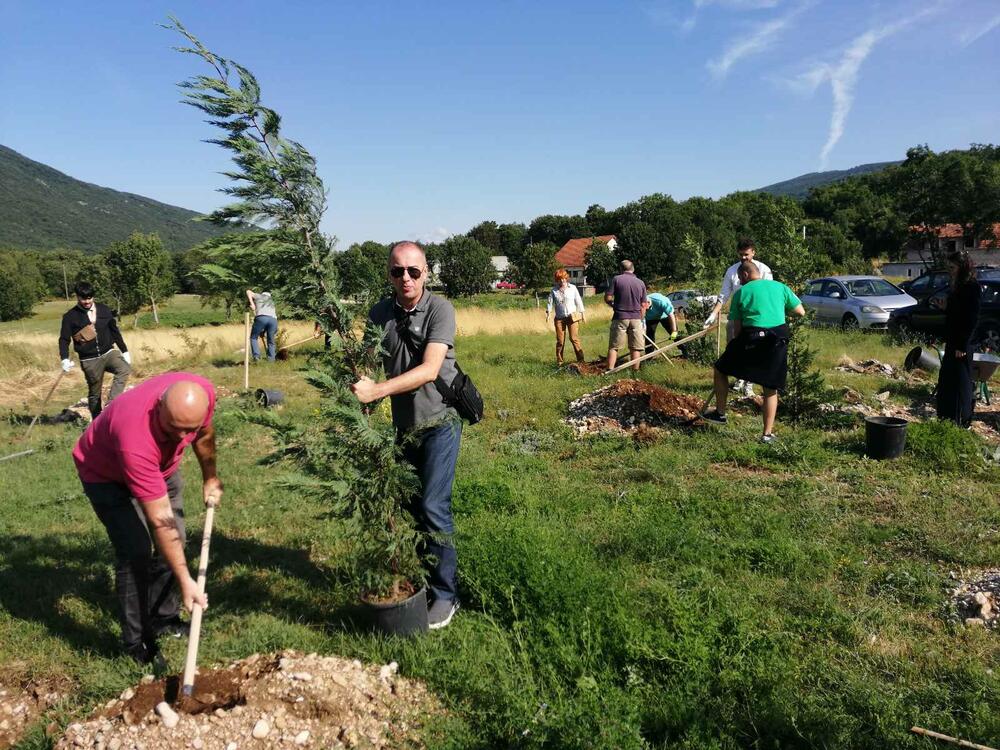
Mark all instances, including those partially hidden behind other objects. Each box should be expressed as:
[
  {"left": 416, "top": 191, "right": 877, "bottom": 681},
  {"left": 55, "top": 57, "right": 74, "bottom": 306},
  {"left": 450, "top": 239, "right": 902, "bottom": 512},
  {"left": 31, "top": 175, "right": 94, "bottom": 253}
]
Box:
[
  {"left": 0, "top": 251, "right": 45, "bottom": 321},
  {"left": 437, "top": 235, "right": 496, "bottom": 297},
  {"left": 527, "top": 214, "right": 591, "bottom": 247},
  {"left": 334, "top": 241, "right": 390, "bottom": 301},
  {"left": 497, "top": 222, "right": 527, "bottom": 264},
  {"left": 780, "top": 315, "right": 830, "bottom": 422},
  {"left": 467, "top": 221, "right": 501, "bottom": 253},
  {"left": 169, "top": 17, "right": 425, "bottom": 599},
  {"left": 103, "top": 231, "right": 175, "bottom": 322},
  {"left": 584, "top": 239, "right": 617, "bottom": 289},
  {"left": 618, "top": 222, "right": 661, "bottom": 278},
  {"left": 508, "top": 240, "right": 558, "bottom": 292},
  {"left": 677, "top": 233, "right": 707, "bottom": 283},
  {"left": 28, "top": 249, "right": 89, "bottom": 299}
]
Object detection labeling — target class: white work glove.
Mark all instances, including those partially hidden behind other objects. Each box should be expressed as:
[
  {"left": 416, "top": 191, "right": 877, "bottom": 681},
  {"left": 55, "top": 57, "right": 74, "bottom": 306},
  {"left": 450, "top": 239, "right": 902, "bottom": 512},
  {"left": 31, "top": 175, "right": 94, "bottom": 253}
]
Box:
[
  {"left": 703, "top": 312, "right": 718, "bottom": 329},
  {"left": 122, "top": 351, "right": 132, "bottom": 365},
  {"left": 61, "top": 358, "right": 74, "bottom": 372}
]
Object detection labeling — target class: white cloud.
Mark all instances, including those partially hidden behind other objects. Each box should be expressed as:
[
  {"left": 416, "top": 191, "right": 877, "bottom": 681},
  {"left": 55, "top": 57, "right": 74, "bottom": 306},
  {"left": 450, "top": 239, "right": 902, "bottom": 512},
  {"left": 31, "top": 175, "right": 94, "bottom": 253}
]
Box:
[
  {"left": 794, "top": 3, "right": 946, "bottom": 168},
  {"left": 959, "top": 11, "right": 1000, "bottom": 47},
  {"left": 414, "top": 227, "right": 453, "bottom": 244},
  {"left": 707, "top": 3, "right": 807, "bottom": 79}
]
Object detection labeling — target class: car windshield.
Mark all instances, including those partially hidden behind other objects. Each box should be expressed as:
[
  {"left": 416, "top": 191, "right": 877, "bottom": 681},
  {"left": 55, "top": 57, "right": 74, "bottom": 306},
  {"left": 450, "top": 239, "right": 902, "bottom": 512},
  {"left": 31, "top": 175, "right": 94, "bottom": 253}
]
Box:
[
  {"left": 844, "top": 279, "right": 902, "bottom": 297},
  {"left": 978, "top": 268, "right": 1000, "bottom": 281}
]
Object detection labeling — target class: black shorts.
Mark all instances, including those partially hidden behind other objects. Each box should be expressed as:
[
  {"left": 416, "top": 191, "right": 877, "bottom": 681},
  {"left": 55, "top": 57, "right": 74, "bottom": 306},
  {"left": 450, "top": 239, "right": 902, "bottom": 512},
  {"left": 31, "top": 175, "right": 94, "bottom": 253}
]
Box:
[{"left": 715, "top": 324, "right": 790, "bottom": 391}]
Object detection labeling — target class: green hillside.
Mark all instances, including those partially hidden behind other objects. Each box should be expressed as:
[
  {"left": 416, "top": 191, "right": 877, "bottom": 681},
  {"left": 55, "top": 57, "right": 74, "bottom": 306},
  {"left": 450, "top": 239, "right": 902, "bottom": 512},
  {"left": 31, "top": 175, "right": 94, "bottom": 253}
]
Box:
[
  {"left": 0, "top": 144, "right": 232, "bottom": 252},
  {"left": 756, "top": 161, "right": 901, "bottom": 200}
]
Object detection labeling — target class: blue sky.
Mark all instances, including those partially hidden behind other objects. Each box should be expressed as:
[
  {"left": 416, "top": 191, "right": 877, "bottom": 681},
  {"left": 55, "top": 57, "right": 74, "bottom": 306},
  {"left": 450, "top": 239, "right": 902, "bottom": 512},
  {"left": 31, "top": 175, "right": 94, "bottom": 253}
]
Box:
[{"left": 2, "top": 0, "right": 998, "bottom": 247}]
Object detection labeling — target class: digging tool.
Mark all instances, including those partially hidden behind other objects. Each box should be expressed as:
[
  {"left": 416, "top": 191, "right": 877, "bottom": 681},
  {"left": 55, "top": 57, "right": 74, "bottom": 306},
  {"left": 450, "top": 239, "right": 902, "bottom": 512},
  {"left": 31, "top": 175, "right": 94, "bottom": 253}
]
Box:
[
  {"left": 24, "top": 370, "right": 67, "bottom": 440},
  {"left": 243, "top": 313, "right": 250, "bottom": 391},
  {"left": 911, "top": 726, "right": 997, "bottom": 750},
  {"left": 643, "top": 333, "right": 674, "bottom": 366},
  {"left": 181, "top": 497, "right": 218, "bottom": 697},
  {"left": 277, "top": 333, "right": 322, "bottom": 353},
  {"left": 604, "top": 324, "right": 719, "bottom": 375},
  {"left": 0, "top": 449, "right": 35, "bottom": 463}
]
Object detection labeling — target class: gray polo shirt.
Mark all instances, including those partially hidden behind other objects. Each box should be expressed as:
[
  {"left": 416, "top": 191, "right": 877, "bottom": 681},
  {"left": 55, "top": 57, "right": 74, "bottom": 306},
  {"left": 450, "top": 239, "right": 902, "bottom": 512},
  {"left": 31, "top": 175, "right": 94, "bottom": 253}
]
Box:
[
  {"left": 369, "top": 291, "right": 458, "bottom": 433},
  {"left": 253, "top": 292, "right": 277, "bottom": 319}
]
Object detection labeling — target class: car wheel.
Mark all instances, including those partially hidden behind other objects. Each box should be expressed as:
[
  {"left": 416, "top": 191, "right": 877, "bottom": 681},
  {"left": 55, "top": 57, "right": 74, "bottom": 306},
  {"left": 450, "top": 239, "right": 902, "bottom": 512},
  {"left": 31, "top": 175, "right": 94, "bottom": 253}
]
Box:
[{"left": 841, "top": 314, "right": 859, "bottom": 331}]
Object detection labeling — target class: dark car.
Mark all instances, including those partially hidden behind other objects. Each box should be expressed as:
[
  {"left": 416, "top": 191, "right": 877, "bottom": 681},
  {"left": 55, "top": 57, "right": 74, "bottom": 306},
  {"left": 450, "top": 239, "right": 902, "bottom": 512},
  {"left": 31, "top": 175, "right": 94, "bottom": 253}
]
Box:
[
  {"left": 888, "top": 279, "right": 1000, "bottom": 351},
  {"left": 899, "top": 266, "right": 1000, "bottom": 304}
]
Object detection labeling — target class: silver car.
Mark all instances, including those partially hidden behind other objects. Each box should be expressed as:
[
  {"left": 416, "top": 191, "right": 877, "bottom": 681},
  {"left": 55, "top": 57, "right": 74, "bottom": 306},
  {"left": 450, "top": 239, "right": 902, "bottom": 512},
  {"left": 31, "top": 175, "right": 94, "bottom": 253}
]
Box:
[
  {"left": 801, "top": 276, "right": 917, "bottom": 329},
  {"left": 667, "top": 289, "right": 719, "bottom": 314}
]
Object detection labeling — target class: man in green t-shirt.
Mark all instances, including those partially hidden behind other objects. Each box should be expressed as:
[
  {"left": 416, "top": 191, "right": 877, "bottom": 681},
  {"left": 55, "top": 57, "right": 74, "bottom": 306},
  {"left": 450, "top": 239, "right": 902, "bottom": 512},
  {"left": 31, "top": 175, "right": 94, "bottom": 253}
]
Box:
[{"left": 702, "top": 262, "right": 805, "bottom": 443}]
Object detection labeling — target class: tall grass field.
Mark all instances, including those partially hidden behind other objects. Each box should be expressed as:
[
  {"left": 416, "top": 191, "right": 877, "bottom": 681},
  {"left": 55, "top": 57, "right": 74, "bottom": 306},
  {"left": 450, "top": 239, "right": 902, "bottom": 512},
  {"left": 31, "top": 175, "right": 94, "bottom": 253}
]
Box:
[{"left": 1, "top": 301, "right": 998, "bottom": 749}]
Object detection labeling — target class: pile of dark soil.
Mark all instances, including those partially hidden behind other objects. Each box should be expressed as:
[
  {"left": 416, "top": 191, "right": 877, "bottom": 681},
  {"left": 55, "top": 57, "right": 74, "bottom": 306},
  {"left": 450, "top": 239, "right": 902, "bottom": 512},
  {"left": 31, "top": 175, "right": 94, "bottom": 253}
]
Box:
[
  {"left": 566, "top": 380, "right": 706, "bottom": 436},
  {"left": 0, "top": 682, "right": 62, "bottom": 750},
  {"left": 564, "top": 358, "right": 607, "bottom": 376},
  {"left": 57, "top": 651, "right": 441, "bottom": 750}
]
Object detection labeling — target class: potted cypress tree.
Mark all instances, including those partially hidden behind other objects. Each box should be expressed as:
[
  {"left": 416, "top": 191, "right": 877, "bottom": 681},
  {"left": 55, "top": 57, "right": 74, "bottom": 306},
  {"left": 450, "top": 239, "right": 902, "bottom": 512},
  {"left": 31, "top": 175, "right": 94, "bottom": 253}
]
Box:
[{"left": 168, "top": 19, "right": 430, "bottom": 634}]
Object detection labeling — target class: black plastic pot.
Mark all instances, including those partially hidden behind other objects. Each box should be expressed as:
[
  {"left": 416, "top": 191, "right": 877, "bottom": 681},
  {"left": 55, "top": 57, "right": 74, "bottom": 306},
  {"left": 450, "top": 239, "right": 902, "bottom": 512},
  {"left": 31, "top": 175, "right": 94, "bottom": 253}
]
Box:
[
  {"left": 864, "top": 416, "right": 908, "bottom": 460},
  {"left": 255, "top": 388, "right": 285, "bottom": 407},
  {"left": 904, "top": 346, "right": 941, "bottom": 372},
  {"left": 365, "top": 586, "right": 428, "bottom": 637}
]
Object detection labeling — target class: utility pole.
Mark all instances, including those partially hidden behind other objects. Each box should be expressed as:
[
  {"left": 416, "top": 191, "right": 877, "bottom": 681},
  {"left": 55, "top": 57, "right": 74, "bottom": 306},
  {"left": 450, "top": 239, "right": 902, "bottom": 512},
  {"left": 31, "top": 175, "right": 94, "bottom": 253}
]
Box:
[{"left": 62, "top": 264, "right": 70, "bottom": 299}]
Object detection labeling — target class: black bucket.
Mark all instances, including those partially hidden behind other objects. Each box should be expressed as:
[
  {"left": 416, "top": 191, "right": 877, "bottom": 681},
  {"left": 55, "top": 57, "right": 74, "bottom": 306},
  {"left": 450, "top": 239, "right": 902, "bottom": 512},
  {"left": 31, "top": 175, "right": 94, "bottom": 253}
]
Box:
[
  {"left": 904, "top": 346, "right": 940, "bottom": 372},
  {"left": 864, "top": 416, "right": 908, "bottom": 460},
  {"left": 255, "top": 389, "right": 285, "bottom": 407},
  {"left": 366, "top": 586, "right": 428, "bottom": 637}
]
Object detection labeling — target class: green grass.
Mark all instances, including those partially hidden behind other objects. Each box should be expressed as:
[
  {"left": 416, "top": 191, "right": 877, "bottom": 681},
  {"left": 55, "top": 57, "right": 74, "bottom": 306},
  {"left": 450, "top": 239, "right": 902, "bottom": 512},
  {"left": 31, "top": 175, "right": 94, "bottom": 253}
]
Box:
[
  {"left": 0, "top": 295, "right": 229, "bottom": 336},
  {"left": 1, "top": 324, "right": 999, "bottom": 748}
]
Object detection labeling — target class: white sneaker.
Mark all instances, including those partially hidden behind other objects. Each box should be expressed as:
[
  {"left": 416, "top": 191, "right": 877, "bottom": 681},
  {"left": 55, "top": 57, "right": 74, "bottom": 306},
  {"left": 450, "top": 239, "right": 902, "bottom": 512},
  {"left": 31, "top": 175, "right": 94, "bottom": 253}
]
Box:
[
  {"left": 741, "top": 381, "right": 755, "bottom": 397},
  {"left": 731, "top": 379, "right": 744, "bottom": 392},
  {"left": 428, "top": 599, "right": 458, "bottom": 630}
]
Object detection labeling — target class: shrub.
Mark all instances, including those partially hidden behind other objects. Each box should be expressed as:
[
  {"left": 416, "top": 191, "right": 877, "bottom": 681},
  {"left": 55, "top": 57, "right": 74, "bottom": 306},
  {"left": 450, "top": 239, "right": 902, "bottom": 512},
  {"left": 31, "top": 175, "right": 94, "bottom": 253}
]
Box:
[{"left": 906, "top": 419, "right": 983, "bottom": 472}]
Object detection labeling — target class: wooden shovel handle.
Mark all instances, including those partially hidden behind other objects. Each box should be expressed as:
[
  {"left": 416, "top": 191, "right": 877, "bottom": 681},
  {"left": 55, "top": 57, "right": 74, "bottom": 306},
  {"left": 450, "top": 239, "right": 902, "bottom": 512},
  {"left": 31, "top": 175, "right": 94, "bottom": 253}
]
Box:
[
  {"left": 24, "top": 370, "right": 67, "bottom": 439},
  {"left": 181, "top": 503, "right": 216, "bottom": 695}
]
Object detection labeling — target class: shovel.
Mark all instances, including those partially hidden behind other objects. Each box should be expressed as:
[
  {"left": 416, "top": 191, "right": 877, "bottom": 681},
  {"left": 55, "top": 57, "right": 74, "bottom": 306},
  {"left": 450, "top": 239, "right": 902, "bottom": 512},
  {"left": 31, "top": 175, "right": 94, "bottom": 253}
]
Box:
[
  {"left": 181, "top": 497, "right": 218, "bottom": 697},
  {"left": 24, "top": 370, "right": 67, "bottom": 439}
]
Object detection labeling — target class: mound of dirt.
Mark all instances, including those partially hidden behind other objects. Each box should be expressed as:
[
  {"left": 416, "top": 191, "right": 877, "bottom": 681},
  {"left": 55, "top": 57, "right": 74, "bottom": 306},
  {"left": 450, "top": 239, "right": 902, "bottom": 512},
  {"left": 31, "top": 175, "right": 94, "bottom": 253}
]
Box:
[
  {"left": 564, "top": 359, "right": 607, "bottom": 376},
  {"left": 948, "top": 570, "right": 1000, "bottom": 629},
  {"left": 57, "top": 651, "right": 441, "bottom": 750},
  {"left": 0, "top": 682, "right": 63, "bottom": 750},
  {"left": 566, "top": 380, "right": 705, "bottom": 436}
]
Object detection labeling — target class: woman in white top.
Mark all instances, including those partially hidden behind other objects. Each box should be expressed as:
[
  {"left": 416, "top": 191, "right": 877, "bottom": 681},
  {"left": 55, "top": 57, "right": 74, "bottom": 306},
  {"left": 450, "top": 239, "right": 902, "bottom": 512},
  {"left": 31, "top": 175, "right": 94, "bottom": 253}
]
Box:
[{"left": 545, "top": 269, "right": 587, "bottom": 365}]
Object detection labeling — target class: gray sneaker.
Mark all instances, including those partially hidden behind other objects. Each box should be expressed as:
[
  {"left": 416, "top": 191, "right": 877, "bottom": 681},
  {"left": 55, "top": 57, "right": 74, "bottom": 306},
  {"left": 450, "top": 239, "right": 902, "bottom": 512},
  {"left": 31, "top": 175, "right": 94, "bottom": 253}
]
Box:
[
  {"left": 428, "top": 599, "right": 458, "bottom": 630},
  {"left": 760, "top": 433, "right": 777, "bottom": 445},
  {"left": 741, "top": 381, "right": 755, "bottom": 397}
]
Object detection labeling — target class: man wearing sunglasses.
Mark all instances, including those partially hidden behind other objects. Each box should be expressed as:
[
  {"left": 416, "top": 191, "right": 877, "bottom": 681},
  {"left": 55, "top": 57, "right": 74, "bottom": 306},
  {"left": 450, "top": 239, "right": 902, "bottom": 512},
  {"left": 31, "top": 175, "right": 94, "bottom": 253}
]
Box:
[{"left": 351, "top": 241, "right": 462, "bottom": 630}]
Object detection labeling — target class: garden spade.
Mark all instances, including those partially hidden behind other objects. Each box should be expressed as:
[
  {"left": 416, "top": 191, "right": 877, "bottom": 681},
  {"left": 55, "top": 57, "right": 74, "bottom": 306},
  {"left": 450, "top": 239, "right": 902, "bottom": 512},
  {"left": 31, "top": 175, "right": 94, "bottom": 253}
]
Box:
[
  {"left": 24, "top": 369, "right": 67, "bottom": 439},
  {"left": 181, "top": 495, "right": 218, "bottom": 697}
]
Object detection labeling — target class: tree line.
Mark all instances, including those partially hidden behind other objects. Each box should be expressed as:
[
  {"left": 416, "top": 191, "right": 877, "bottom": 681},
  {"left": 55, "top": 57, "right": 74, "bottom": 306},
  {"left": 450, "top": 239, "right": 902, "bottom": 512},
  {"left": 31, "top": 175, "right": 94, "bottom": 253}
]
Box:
[{"left": 2, "top": 143, "right": 996, "bottom": 321}]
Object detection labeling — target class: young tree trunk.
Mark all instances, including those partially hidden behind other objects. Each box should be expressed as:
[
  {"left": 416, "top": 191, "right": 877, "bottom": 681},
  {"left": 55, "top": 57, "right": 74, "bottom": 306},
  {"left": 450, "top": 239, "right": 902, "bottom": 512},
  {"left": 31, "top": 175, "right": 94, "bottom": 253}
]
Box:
[{"left": 151, "top": 296, "right": 159, "bottom": 324}]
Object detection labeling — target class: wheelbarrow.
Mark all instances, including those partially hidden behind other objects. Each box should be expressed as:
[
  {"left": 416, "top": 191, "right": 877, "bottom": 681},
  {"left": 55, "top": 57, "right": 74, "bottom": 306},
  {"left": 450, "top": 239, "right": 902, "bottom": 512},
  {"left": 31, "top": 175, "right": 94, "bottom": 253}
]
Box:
[{"left": 972, "top": 352, "right": 1000, "bottom": 405}]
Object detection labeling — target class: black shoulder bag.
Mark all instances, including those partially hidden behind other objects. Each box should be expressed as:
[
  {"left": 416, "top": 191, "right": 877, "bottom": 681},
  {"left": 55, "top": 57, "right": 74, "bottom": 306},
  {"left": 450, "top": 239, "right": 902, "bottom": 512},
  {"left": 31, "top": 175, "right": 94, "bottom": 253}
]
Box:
[{"left": 396, "top": 324, "right": 484, "bottom": 425}]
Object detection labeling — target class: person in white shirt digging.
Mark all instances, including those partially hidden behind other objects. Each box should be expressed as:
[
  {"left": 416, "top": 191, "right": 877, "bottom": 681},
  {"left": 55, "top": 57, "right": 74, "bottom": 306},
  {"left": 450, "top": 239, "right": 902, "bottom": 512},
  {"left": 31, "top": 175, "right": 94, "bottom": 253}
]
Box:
[{"left": 704, "top": 239, "right": 772, "bottom": 398}]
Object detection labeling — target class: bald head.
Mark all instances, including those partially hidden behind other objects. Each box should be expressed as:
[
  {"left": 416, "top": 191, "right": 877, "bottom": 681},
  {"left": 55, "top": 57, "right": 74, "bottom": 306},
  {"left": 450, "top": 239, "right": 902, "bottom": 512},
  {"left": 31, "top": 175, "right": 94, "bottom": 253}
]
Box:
[
  {"left": 388, "top": 241, "right": 428, "bottom": 307},
  {"left": 157, "top": 380, "right": 210, "bottom": 440},
  {"left": 738, "top": 261, "right": 761, "bottom": 283}
]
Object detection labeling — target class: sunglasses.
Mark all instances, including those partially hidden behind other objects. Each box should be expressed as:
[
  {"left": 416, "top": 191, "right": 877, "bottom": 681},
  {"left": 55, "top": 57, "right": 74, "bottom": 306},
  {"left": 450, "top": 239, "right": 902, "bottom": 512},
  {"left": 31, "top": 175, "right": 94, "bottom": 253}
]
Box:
[{"left": 390, "top": 265, "right": 423, "bottom": 280}]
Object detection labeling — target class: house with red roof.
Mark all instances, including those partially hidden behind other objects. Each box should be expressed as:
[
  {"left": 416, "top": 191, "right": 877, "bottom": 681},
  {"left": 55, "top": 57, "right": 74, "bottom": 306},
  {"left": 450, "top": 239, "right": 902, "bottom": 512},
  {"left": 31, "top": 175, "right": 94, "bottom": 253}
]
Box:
[
  {"left": 881, "top": 223, "right": 1000, "bottom": 278},
  {"left": 554, "top": 235, "right": 617, "bottom": 292}
]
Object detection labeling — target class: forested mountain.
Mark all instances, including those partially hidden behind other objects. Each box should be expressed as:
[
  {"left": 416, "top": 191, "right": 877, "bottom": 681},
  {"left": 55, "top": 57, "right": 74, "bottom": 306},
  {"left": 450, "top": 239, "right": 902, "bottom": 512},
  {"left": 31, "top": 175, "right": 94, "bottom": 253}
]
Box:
[
  {"left": 756, "top": 161, "right": 901, "bottom": 199},
  {"left": 0, "top": 144, "right": 231, "bottom": 252}
]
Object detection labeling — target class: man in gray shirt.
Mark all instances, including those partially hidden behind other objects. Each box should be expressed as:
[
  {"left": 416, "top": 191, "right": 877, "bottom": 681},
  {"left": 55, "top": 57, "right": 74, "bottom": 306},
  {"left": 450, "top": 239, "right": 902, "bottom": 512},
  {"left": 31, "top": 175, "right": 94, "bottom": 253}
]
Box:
[
  {"left": 246, "top": 289, "right": 278, "bottom": 362},
  {"left": 604, "top": 260, "right": 649, "bottom": 371},
  {"left": 351, "top": 241, "right": 462, "bottom": 630}
]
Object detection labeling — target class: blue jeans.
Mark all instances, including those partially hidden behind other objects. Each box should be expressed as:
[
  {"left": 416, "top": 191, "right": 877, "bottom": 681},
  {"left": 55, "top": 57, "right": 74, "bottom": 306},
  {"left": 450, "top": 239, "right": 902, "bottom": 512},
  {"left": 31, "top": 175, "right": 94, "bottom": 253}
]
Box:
[
  {"left": 250, "top": 315, "right": 278, "bottom": 361},
  {"left": 401, "top": 419, "right": 462, "bottom": 603}
]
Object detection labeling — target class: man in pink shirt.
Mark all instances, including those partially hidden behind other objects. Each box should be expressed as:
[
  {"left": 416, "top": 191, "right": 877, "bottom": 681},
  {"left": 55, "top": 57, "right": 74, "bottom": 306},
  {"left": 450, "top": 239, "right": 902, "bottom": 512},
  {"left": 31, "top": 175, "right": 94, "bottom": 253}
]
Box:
[{"left": 73, "top": 372, "right": 223, "bottom": 664}]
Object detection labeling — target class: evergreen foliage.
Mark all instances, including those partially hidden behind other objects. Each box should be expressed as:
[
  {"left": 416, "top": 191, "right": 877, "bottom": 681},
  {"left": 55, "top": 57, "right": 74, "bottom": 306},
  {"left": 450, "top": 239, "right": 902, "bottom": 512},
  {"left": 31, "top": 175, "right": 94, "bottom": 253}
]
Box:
[
  {"left": 780, "top": 315, "right": 830, "bottom": 422},
  {"left": 168, "top": 17, "right": 425, "bottom": 598}
]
